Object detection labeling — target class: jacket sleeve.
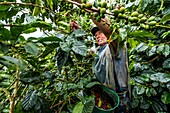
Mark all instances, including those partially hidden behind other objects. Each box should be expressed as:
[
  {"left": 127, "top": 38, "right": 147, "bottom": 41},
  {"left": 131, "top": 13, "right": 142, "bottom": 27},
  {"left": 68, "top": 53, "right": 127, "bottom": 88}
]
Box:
[{"left": 94, "top": 45, "right": 116, "bottom": 91}]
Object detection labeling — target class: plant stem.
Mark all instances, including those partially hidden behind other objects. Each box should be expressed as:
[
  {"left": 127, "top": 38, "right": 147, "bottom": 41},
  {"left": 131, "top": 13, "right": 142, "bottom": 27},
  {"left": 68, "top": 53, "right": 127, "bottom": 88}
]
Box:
[
  {"left": 15, "top": 85, "right": 28, "bottom": 106},
  {"left": 45, "top": 87, "right": 56, "bottom": 99},
  {"left": 0, "top": 79, "right": 16, "bottom": 98},
  {"left": 66, "top": 0, "right": 114, "bottom": 16},
  {"left": 0, "top": 1, "right": 55, "bottom": 14},
  {"left": 9, "top": 68, "right": 20, "bottom": 113},
  {"left": 165, "top": 41, "right": 170, "bottom": 44},
  {"left": 58, "top": 101, "right": 66, "bottom": 113},
  {"left": 156, "top": 25, "right": 170, "bottom": 29},
  {"left": 50, "top": 100, "right": 64, "bottom": 109},
  {"left": 50, "top": 94, "right": 59, "bottom": 108},
  {"left": 141, "top": 56, "right": 159, "bottom": 64}
]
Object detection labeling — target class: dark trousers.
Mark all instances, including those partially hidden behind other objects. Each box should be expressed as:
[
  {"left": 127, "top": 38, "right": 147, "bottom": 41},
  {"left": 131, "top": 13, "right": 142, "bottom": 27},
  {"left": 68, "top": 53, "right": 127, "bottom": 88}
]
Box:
[{"left": 114, "top": 92, "right": 130, "bottom": 113}]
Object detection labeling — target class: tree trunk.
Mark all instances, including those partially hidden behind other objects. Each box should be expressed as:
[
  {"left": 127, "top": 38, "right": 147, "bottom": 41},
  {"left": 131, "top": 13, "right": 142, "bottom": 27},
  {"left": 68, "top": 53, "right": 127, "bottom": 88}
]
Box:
[
  {"left": 9, "top": 100, "right": 15, "bottom": 113},
  {"left": 9, "top": 68, "right": 19, "bottom": 113}
]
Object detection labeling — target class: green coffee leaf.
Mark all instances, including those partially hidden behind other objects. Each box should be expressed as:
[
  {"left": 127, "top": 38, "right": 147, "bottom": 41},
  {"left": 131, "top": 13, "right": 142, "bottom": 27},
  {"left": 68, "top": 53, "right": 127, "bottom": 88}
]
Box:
[
  {"left": 162, "top": 44, "right": 170, "bottom": 57},
  {"left": 20, "top": 90, "right": 51, "bottom": 112},
  {"left": 136, "top": 85, "right": 145, "bottom": 95},
  {"left": 149, "top": 87, "right": 157, "bottom": 96},
  {"left": 60, "top": 42, "right": 71, "bottom": 52},
  {"left": 156, "top": 44, "right": 164, "bottom": 54},
  {"left": 0, "top": 42, "right": 8, "bottom": 53},
  {"left": 32, "top": 7, "right": 40, "bottom": 16},
  {"left": 0, "top": 56, "right": 28, "bottom": 70},
  {"left": 161, "top": 31, "right": 170, "bottom": 39},
  {"left": 0, "top": 11, "right": 5, "bottom": 20},
  {"left": 38, "top": 36, "right": 63, "bottom": 42},
  {"left": 147, "top": 46, "right": 156, "bottom": 56},
  {"left": 40, "top": 43, "right": 59, "bottom": 58},
  {"left": 6, "top": 7, "right": 18, "bottom": 19},
  {"left": 10, "top": 26, "right": 23, "bottom": 39},
  {"left": 160, "top": 13, "right": 170, "bottom": 23},
  {"left": 46, "top": 0, "right": 53, "bottom": 10},
  {"left": 67, "top": 104, "right": 74, "bottom": 113},
  {"left": 151, "top": 100, "right": 165, "bottom": 112},
  {"left": 128, "top": 30, "right": 156, "bottom": 38},
  {"left": 20, "top": 76, "right": 41, "bottom": 83},
  {"left": 22, "top": 27, "right": 37, "bottom": 34},
  {"left": 162, "top": 58, "right": 170, "bottom": 69},
  {"left": 72, "top": 41, "right": 87, "bottom": 56},
  {"left": 131, "top": 98, "right": 139, "bottom": 108},
  {"left": 31, "top": 21, "right": 51, "bottom": 29},
  {"left": 0, "top": 28, "right": 12, "bottom": 41},
  {"left": 161, "top": 92, "right": 170, "bottom": 104},
  {"left": 119, "top": 28, "right": 127, "bottom": 41},
  {"left": 71, "top": 29, "right": 86, "bottom": 38},
  {"left": 140, "top": 99, "right": 150, "bottom": 109},
  {"left": 135, "top": 43, "right": 148, "bottom": 52},
  {"left": 145, "top": 87, "right": 151, "bottom": 97},
  {"left": 139, "top": 0, "right": 149, "bottom": 12},
  {"left": 55, "top": 51, "right": 69, "bottom": 72},
  {"left": 24, "top": 42, "right": 39, "bottom": 56},
  {"left": 0, "top": 5, "right": 10, "bottom": 11},
  {"left": 150, "top": 73, "right": 170, "bottom": 83},
  {"left": 82, "top": 96, "right": 95, "bottom": 113},
  {"left": 32, "top": 0, "right": 43, "bottom": 16},
  {"left": 0, "top": 74, "right": 14, "bottom": 79},
  {"left": 152, "top": 82, "right": 159, "bottom": 87},
  {"left": 72, "top": 101, "right": 84, "bottom": 113}
]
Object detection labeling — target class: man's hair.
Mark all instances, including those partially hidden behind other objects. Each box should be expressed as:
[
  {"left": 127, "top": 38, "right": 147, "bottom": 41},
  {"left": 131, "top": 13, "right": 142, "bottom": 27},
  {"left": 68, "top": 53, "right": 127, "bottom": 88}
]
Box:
[{"left": 91, "top": 27, "right": 100, "bottom": 36}]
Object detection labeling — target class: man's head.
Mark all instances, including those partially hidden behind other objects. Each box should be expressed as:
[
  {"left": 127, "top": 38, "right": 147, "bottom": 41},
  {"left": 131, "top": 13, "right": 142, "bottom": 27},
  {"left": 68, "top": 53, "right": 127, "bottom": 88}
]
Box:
[{"left": 91, "top": 27, "right": 108, "bottom": 46}]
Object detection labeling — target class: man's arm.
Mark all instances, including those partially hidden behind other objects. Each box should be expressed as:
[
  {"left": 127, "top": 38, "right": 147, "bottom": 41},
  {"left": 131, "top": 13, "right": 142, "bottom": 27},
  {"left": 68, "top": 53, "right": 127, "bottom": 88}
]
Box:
[
  {"left": 71, "top": 0, "right": 118, "bottom": 54},
  {"left": 91, "top": 17, "right": 112, "bottom": 38},
  {"left": 72, "top": 0, "right": 112, "bottom": 38}
]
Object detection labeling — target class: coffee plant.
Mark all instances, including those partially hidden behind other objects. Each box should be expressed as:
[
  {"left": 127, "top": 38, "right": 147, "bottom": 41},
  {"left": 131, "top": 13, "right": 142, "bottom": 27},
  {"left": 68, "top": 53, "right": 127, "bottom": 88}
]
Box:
[{"left": 0, "top": 0, "right": 170, "bottom": 113}]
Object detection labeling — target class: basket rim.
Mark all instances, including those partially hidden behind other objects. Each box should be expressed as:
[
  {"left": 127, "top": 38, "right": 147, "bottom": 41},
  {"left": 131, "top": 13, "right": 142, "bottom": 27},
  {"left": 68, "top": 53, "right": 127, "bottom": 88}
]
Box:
[{"left": 94, "top": 85, "right": 120, "bottom": 111}]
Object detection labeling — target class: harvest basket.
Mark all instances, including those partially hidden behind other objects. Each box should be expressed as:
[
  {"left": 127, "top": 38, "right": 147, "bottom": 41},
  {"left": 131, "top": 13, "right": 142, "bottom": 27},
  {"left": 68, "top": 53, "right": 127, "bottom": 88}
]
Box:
[{"left": 91, "top": 85, "right": 120, "bottom": 113}]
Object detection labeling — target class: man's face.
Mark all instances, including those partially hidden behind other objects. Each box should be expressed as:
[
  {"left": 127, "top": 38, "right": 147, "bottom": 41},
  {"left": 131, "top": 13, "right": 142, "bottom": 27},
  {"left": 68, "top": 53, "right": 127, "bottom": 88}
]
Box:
[{"left": 95, "top": 30, "right": 108, "bottom": 46}]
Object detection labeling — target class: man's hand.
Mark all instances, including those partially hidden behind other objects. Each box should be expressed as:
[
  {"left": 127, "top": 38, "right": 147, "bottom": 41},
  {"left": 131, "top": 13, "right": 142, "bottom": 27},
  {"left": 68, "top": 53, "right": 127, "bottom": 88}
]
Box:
[{"left": 70, "top": 20, "right": 81, "bottom": 32}]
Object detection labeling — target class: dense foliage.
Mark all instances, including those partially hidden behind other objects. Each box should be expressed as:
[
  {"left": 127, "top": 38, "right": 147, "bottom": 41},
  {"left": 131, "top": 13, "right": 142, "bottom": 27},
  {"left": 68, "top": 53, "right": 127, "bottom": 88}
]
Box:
[{"left": 0, "top": 0, "right": 170, "bottom": 113}]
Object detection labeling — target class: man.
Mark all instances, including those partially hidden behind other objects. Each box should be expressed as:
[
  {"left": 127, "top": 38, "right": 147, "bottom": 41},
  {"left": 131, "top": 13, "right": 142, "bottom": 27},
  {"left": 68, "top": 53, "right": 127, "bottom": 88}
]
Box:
[
  {"left": 91, "top": 25, "right": 130, "bottom": 113},
  {"left": 71, "top": 17, "right": 130, "bottom": 112},
  {"left": 70, "top": 1, "right": 130, "bottom": 112}
]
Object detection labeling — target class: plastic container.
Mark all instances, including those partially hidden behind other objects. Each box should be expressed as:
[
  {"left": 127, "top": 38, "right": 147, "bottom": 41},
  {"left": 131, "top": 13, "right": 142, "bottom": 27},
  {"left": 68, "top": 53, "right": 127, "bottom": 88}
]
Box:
[{"left": 92, "top": 85, "right": 120, "bottom": 113}]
